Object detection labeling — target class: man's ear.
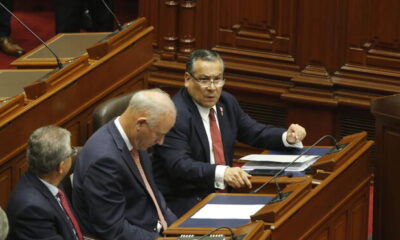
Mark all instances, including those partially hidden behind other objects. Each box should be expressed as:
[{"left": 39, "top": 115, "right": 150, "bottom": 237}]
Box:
[
  {"left": 57, "top": 160, "right": 65, "bottom": 174},
  {"left": 184, "top": 72, "right": 190, "bottom": 87},
  {"left": 136, "top": 118, "right": 147, "bottom": 128}
]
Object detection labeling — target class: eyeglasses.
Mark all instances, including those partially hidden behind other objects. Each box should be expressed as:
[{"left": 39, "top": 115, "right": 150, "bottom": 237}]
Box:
[{"left": 188, "top": 72, "right": 225, "bottom": 87}]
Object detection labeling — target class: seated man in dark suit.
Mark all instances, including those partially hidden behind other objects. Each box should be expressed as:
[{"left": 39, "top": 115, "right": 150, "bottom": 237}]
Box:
[
  {"left": 6, "top": 125, "right": 83, "bottom": 240},
  {"left": 152, "top": 49, "right": 307, "bottom": 217},
  {"left": 72, "top": 89, "right": 177, "bottom": 240}
]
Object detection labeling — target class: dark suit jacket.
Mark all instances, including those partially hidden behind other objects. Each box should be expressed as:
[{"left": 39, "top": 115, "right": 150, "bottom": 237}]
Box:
[
  {"left": 152, "top": 88, "right": 287, "bottom": 217},
  {"left": 72, "top": 120, "right": 176, "bottom": 240},
  {"left": 6, "top": 170, "right": 78, "bottom": 240}
]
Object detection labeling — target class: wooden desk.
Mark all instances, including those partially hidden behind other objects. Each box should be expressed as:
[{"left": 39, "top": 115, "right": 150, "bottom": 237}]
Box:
[
  {"left": 11, "top": 18, "right": 151, "bottom": 70},
  {"left": 164, "top": 132, "right": 373, "bottom": 240},
  {"left": 159, "top": 221, "right": 269, "bottom": 240},
  {"left": 265, "top": 132, "right": 372, "bottom": 239},
  {"left": 11, "top": 33, "right": 109, "bottom": 69},
  {"left": 0, "top": 69, "right": 52, "bottom": 104}
]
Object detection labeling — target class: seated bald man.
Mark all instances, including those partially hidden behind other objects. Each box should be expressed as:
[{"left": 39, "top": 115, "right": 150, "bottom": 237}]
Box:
[{"left": 72, "top": 89, "right": 177, "bottom": 240}]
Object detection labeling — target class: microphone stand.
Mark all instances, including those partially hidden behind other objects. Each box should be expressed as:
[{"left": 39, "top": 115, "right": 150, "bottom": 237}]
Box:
[
  {"left": 0, "top": 2, "right": 63, "bottom": 69},
  {"left": 100, "top": 0, "right": 123, "bottom": 31}
]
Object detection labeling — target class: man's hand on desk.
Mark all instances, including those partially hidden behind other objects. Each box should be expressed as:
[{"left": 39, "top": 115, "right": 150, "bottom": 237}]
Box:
[
  {"left": 224, "top": 167, "right": 252, "bottom": 189},
  {"left": 286, "top": 123, "right": 307, "bottom": 144}
]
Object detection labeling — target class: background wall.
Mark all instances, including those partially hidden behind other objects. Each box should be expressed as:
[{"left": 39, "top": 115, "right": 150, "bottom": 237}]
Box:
[{"left": 139, "top": 0, "right": 400, "bottom": 147}]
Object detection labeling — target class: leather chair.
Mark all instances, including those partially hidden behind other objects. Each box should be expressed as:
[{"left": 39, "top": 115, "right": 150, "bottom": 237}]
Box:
[{"left": 92, "top": 92, "right": 135, "bottom": 132}]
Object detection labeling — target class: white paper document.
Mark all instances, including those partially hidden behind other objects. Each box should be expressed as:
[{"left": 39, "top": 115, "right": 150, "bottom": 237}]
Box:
[
  {"left": 241, "top": 159, "right": 317, "bottom": 171},
  {"left": 191, "top": 204, "right": 265, "bottom": 219},
  {"left": 240, "top": 154, "right": 320, "bottom": 172},
  {"left": 240, "top": 154, "right": 319, "bottom": 163}
]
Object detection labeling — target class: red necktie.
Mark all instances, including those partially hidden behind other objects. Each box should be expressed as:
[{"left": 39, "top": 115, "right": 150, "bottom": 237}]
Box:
[
  {"left": 57, "top": 189, "right": 83, "bottom": 240},
  {"left": 131, "top": 150, "right": 168, "bottom": 231},
  {"left": 209, "top": 108, "right": 225, "bottom": 165}
]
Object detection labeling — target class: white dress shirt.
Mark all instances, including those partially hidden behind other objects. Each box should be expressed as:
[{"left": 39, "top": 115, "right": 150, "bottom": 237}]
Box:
[{"left": 193, "top": 102, "right": 303, "bottom": 190}]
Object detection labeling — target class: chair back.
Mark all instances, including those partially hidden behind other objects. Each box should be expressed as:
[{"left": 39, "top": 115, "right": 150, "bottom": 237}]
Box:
[{"left": 92, "top": 92, "right": 134, "bottom": 131}]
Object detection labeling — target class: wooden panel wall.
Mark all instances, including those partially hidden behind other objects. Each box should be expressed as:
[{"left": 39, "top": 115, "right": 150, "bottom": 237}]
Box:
[{"left": 139, "top": 0, "right": 400, "bottom": 145}]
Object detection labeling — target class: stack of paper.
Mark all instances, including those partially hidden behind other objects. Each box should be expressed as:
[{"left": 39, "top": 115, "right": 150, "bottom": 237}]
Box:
[
  {"left": 191, "top": 204, "right": 264, "bottom": 219},
  {"left": 240, "top": 154, "right": 320, "bottom": 172}
]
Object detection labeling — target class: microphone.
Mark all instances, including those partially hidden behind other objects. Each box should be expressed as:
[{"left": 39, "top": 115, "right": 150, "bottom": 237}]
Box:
[
  {"left": 271, "top": 172, "right": 293, "bottom": 203},
  {"left": 251, "top": 135, "right": 344, "bottom": 195},
  {"left": 0, "top": 2, "right": 63, "bottom": 69},
  {"left": 325, "top": 135, "right": 347, "bottom": 154},
  {"left": 100, "top": 0, "right": 123, "bottom": 31}
]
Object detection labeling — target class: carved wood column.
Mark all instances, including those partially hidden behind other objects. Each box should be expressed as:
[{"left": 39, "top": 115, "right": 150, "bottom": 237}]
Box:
[
  {"left": 334, "top": 0, "right": 400, "bottom": 102},
  {"left": 177, "top": 0, "right": 197, "bottom": 62},
  {"left": 159, "top": 0, "right": 180, "bottom": 60},
  {"left": 290, "top": 0, "right": 346, "bottom": 87},
  {"left": 138, "top": 0, "right": 160, "bottom": 48}
]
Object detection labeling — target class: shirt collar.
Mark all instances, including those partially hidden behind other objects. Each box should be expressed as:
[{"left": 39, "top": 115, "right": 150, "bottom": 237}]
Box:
[
  {"left": 193, "top": 100, "right": 217, "bottom": 120},
  {"left": 38, "top": 177, "right": 59, "bottom": 197},
  {"left": 114, "top": 117, "right": 133, "bottom": 151}
]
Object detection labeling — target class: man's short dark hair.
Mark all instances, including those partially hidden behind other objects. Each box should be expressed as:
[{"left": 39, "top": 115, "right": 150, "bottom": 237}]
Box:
[{"left": 186, "top": 49, "right": 225, "bottom": 74}]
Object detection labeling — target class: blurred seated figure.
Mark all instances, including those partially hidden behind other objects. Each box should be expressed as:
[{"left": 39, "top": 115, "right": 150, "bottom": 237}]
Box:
[
  {"left": 54, "top": 0, "right": 114, "bottom": 33},
  {"left": 0, "top": 0, "right": 24, "bottom": 57}
]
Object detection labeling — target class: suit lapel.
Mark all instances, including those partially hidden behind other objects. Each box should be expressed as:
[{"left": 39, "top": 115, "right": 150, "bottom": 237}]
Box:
[
  {"left": 108, "top": 122, "right": 147, "bottom": 189},
  {"left": 182, "top": 89, "right": 211, "bottom": 162},
  {"left": 216, "top": 102, "right": 231, "bottom": 165},
  {"left": 26, "top": 171, "right": 76, "bottom": 232},
  {"left": 192, "top": 108, "right": 211, "bottom": 162}
]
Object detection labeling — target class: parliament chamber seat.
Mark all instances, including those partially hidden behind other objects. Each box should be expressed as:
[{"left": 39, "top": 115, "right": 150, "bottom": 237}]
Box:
[{"left": 92, "top": 92, "right": 135, "bottom": 132}]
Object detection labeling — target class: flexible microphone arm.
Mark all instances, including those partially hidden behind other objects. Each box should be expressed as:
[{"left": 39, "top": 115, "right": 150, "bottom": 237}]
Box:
[
  {"left": 274, "top": 179, "right": 284, "bottom": 200},
  {"left": 0, "top": 2, "right": 63, "bottom": 69},
  {"left": 272, "top": 171, "right": 294, "bottom": 202},
  {"left": 100, "top": 0, "right": 123, "bottom": 31},
  {"left": 251, "top": 134, "right": 341, "bottom": 194}
]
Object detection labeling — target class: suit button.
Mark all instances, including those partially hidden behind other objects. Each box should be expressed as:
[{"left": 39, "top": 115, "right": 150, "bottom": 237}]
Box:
[
  {"left": 153, "top": 228, "right": 157, "bottom": 231},
  {"left": 196, "top": 197, "right": 202, "bottom": 201}
]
